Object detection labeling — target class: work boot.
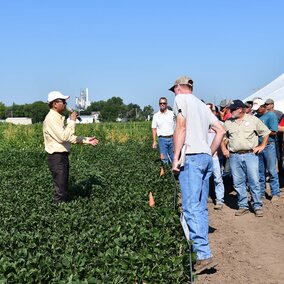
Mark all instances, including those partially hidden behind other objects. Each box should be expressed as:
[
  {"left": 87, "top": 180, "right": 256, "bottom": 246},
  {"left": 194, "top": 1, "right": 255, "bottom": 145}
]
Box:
[
  {"left": 235, "top": 208, "right": 249, "bottom": 216},
  {"left": 194, "top": 257, "right": 218, "bottom": 274}
]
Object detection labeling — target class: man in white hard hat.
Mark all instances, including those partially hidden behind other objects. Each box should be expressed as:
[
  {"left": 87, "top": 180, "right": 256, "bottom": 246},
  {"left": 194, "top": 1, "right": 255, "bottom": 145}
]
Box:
[{"left": 43, "top": 91, "right": 99, "bottom": 204}]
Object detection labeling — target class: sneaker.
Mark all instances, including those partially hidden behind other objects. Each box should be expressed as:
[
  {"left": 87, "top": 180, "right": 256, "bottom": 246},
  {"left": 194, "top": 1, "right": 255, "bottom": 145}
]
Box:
[
  {"left": 254, "top": 209, "right": 264, "bottom": 217},
  {"left": 214, "top": 203, "right": 223, "bottom": 210},
  {"left": 235, "top": 208, "right": 249, "bottom": 216},
  {"left": 194, "top": 257, "right": 218, "bottom": 274},
  {"left": 271, "top": 195, "right": 280, "bottom": 204}
]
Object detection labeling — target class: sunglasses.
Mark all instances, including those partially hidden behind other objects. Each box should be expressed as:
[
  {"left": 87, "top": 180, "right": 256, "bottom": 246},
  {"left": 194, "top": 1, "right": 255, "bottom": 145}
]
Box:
[
  {"left": 56, "top": 99, "right": 67, "bottom": 104},
  {"left": 159, "top": 102, "right": 167, "bottom": 105}
]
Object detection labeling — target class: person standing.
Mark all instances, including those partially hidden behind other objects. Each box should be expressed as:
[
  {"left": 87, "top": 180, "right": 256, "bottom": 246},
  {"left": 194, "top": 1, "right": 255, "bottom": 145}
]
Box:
[
  {"left": 152, "top": 97, "right": 175, "bottom": 164},
  {"left": 207, "top": 103, "right": 225, "bottom": 210},
  {"left": 43, "top": 91, "right": 99, "bottom": 204},
  {"left": 265, "top": 98, "right": 283, "bottom": 172},
  {"left": 221, "top": 100, "right": 270, "bottom": 216},
  {"left": 252, "top": 99, "right": 281, "bottom": 202},
  {"left": 245, "top": 101, "right": 253, "bottom": 115},
  {"left": 279, "top": 114, "right": 284, "bottom": 180},
  {"left": 219, "top": 99, "right": 232, "bottom": 121},
  {"left": 171, "top": 76, "right": 225, "bottom": 274}
]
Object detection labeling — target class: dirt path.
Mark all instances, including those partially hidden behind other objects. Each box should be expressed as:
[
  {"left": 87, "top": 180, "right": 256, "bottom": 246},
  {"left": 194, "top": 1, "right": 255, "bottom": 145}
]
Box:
[{"left": 197, "top": 191, "right": 284, "bottom": 284}]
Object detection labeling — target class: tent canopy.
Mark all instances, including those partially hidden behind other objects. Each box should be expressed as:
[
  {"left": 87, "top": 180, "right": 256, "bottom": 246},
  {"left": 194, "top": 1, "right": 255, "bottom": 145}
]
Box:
[{"left": 243, "top": 73, "right": 284, "bottom": 113}]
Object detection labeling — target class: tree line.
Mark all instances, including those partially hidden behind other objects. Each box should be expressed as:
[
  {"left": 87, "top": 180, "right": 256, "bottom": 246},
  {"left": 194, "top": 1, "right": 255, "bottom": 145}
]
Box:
[{"left": 0, "top": 97, "right": 154, "bottom": 123}]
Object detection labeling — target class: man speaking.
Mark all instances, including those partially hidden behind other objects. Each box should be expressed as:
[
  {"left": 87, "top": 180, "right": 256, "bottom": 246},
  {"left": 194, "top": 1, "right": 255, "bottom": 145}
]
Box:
[{"left": 43, "top": 91, "right": 99, "bottom": 204}]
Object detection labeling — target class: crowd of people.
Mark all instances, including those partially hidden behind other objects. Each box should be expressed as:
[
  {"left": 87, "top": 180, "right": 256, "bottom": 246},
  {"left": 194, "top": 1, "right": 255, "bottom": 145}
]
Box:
[
  {"left": 43, "top": 81, "right": 283, "bottom": 276},
  {"left": 152, "top": 76, "right": 284, "bottom": 274}
]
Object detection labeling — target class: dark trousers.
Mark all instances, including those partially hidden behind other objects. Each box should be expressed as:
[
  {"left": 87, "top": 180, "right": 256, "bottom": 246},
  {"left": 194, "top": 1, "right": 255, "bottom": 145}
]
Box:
[{"left": 48, "top": 152, "right": 69, "bottom": 203}]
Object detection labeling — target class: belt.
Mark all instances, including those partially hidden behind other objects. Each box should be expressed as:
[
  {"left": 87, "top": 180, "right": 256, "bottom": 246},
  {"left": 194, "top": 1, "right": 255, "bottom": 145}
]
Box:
[
  {"left": 158, "top": 135, "right": 173, "bottom": 138},
  {"left": 49, "top": 152, "right": 69, "bottom": 156},
  {"left": 230, "top": 149, "right": 254, "bottom": 154}
]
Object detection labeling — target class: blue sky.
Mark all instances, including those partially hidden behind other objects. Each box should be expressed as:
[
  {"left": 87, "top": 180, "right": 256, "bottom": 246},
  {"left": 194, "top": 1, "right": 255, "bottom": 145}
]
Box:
[{"left": 0, "top": 0, "right": 283, "bottom": 111}]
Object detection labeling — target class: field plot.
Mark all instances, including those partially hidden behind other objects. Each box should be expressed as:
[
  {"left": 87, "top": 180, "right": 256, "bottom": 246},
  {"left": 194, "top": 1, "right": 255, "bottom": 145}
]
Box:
[{"left": 0, "top": 141, "right": 191, "bottom": 283}]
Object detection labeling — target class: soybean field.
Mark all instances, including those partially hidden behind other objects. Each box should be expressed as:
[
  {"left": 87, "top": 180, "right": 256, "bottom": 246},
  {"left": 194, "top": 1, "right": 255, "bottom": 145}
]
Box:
[{"left": 0, "top": 122, "right": 191, "bottom": 283}]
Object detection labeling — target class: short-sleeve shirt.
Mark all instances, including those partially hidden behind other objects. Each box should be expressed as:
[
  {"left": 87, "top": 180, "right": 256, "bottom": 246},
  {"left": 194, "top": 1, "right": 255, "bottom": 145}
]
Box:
[
  {"left": 274, "top": 110, "right": 283, "bottom": 122},
  {"left": 173, "top": 94, "right": 218, "bottom": 155},
  {"left": 151, "top": 109, "right": 175, "bottom": 137},
  {"left": 279, "top": 115, "right": 284, "bottom": 127},
  {"left": 223, "top": 114, "right": 270, "bottom": 152},
  {"left": 256, "top": 111, "right": 278, "bottom": 143}
]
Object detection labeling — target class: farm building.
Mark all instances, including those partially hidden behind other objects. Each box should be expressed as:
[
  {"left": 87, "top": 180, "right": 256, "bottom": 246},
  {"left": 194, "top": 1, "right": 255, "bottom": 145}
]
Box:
[{"left": 6, "top": 117, "right": 32, "bottom": 125}]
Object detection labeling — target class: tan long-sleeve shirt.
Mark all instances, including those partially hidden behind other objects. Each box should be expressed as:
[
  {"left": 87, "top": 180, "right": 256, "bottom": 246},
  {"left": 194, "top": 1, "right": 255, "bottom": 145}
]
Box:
[{"left": 43, "top": 109, "right": 89, "bottom": 154}]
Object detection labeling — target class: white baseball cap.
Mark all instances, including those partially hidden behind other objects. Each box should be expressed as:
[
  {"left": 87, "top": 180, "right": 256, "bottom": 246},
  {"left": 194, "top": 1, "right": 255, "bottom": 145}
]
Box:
[
  {"left": 47, "top": 91, "right": 70, "bottom": 103},
  {"left": 252, "top": 98, "right": 265, "bottom": 111}
]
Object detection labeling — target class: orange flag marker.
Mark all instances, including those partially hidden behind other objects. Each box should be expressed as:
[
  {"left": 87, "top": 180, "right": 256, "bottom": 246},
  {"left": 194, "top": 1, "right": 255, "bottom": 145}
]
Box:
[
  {"left": 159, "top": 166, "right": 165, "bottom": 177},
  {"left": 149, "top": 191, "right": 155, "bottom": 207}
]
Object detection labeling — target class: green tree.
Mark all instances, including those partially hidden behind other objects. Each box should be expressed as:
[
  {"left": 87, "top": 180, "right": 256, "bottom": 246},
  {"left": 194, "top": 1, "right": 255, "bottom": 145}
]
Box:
[
  {"left": 0, "top": 102, "right": 5, "bottom": 119},
  {"left": 142, "top": 105, "right": 154, "bottom": 120},
  {"left": 100, "top": 97, "right": 125, "bottom": 122},
  {"left": 5, "top": 101, "right": 49, "bottom": 123},
  {"left": 28, "top": 101, "right": 50, "bottom": 123},
  {"left": 125, "top": 103, "right": 142, "bottom": 121}
]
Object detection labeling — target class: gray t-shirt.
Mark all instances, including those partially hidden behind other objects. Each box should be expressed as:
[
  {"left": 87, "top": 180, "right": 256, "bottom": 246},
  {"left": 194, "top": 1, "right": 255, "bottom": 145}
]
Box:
[{"left": 174, "top": 94, "right": 218, "bottom": 155}]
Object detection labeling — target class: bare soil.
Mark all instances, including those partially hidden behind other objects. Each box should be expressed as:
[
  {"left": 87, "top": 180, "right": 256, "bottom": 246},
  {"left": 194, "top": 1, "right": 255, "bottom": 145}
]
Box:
[{"left": 197, "top": 177, "right": 284, "bottom": 284}]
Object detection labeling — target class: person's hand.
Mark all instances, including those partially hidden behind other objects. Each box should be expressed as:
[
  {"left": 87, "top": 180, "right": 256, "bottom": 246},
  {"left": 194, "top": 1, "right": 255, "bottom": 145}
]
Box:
[
  {"left": 70, "top": 112, "right": 78, "bottom": 121},
  {"left": 222, "top": 148, "right": 230, "bottom": 158},
  {"left": 152, "top": 142, "right": 157, "bottom": 149},
  {"left": 172, "top": 159, "right": 180, "bottom": 174},
  {"left": 88, "top": 137, "right": 99, "bottom": 146},
  {"left": 253, "top": 145, "right": 265, "bottom": 154}
]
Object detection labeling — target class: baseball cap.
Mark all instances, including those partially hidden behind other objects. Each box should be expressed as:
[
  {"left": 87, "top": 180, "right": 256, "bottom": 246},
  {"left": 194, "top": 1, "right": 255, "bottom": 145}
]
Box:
[
  {"left": 245, "top": 100, "right": 253, "bottom": 108},
  {"left": 47, "top": 91, "right": 70, "bottom": 103},
  {"left": 219, "top": 99, "right": 233, "bottom": 108},
  {"left": 228, "top": 100, "right": 246, "bottom": 110},
  {"left": 265, "top": 98, "right": 274, "bottom": 104},
  {"left": 169, "top": 76, "right": 193, "bottom": 92},
  {"left": 252, "top": 98, "right": 265, "bottom": 111}
]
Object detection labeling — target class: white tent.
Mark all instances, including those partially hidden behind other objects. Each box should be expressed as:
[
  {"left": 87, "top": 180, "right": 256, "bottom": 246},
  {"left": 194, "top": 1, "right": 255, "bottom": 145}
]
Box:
[{"left": 243, "top": 73, "right": 284, "bottom": 113}]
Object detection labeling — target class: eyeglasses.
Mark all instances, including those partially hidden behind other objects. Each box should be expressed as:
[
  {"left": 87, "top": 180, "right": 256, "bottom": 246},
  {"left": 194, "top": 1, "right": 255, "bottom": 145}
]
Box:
[
  {"left": 159, "top": 102, "right": 167, "bottom": 105},
  {"left": 55, "top": 99, "right": 67, "bottom": 104}
]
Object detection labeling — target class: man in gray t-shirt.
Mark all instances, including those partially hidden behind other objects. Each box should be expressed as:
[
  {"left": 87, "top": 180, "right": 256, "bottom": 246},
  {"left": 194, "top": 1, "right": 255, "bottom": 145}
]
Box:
[{"left": 170, "top": 76, "right": 225, "bottom": 274}]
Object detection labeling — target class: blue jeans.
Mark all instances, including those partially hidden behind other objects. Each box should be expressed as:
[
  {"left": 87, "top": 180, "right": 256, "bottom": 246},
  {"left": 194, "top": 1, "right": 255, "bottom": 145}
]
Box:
[
  {"left": 158, "top": 137, "right": 174, "bottom": 164},
  {"left": 212, "top": 156, "right": 224, "bottom": 204},
  {"left": 178, "top": 153, "right": 213, "bottom": 260},
  {"left": 229, "top": 153, "right": 262, "bottom": 210},
  {"left": 258, "top": 143, "right": 280, "bottom": 197}
]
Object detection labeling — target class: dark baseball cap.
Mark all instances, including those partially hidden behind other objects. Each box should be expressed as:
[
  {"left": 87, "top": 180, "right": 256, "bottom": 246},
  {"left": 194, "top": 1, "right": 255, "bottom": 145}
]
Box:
[{"left": 228, "top": 100, "right": 246, "bottom": 110}]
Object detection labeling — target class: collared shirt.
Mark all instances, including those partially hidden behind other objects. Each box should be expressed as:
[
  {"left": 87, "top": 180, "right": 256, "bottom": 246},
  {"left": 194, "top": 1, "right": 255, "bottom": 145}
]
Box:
[
  {"left": 43, "top": 109, "right": 89, "bottom": 154},
  {"left": 152, "top": 109, "right": 175, "bottom": 137},
  {"left": 224, "top": 114, "right": 270, "bottom": 152}
]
